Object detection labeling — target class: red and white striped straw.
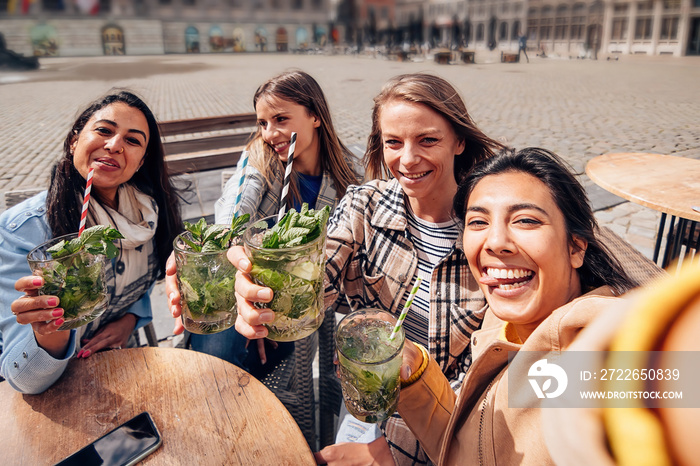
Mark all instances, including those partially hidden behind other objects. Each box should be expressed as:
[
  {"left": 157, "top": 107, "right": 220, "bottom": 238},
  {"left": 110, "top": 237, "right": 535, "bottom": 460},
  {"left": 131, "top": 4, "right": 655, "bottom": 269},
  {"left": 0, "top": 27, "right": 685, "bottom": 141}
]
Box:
[
  {"left": 278, "top": 132, "right": 297, "bottom": 222},
  {"left": 78, "top": 167, "right": 94, "bottom": 237}
]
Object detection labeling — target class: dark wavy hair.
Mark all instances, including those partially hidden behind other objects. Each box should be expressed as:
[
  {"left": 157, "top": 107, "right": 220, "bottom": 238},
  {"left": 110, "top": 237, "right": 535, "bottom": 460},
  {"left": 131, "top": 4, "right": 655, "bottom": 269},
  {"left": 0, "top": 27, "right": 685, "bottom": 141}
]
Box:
[
  {"left": 454, "top": 147, "right": 637, "bottom": 295},
  {"left": 365, "top": 73, "right": 506, "bottom": 183},
  {"left": 46, "top": 90, "right": 182, "bottom": 278}
]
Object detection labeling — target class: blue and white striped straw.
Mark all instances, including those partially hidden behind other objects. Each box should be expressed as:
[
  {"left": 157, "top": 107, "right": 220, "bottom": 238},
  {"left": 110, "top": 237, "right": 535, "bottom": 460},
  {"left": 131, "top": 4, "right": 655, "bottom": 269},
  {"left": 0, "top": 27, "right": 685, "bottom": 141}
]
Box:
[
  {"left": 278, "top": 132, "right": 297, "bottom": 222},
  {"left": 389, "top": 276, "right": 422, "bottom": 341},
  {"left": 232, "top": 150, "right": 249, "bottom": 218}
]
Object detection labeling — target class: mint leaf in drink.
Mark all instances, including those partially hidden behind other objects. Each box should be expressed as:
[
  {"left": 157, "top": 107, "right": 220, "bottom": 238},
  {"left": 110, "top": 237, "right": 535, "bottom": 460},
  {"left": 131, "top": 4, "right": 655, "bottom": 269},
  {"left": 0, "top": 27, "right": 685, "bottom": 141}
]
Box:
[
  {"left": 261, "top": 204, "right": 330, "bottom": 249},
  {"left": 175, "top": 215, "right": 248, "bottom": 334},
  {"left": 46, "top": 225, "right": 124, "bottom": 259},
  {"left": 182, "top": 214, "right": 250, "bottom": 252}
]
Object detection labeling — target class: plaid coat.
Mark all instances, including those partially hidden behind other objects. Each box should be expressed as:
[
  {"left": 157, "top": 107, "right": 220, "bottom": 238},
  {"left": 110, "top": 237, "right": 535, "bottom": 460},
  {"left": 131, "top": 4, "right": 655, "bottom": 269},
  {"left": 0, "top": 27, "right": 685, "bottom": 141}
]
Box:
[{"left": 325, "top": 179, "right": 487, "bottom": 464}]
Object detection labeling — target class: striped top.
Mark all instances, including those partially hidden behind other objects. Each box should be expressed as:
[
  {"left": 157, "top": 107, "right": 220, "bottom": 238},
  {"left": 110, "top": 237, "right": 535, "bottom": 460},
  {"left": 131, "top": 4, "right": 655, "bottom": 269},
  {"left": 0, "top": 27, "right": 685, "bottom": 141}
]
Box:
[{"left": 403, "top": 208, "right": 461, "bottom": 347}]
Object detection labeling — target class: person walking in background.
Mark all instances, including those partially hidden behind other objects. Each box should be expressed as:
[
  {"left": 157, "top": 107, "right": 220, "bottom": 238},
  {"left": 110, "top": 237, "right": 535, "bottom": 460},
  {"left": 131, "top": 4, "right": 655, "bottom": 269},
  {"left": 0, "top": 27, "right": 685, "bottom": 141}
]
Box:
[{"left": 518, "top": 33, "right": 529, "bottom": 63}]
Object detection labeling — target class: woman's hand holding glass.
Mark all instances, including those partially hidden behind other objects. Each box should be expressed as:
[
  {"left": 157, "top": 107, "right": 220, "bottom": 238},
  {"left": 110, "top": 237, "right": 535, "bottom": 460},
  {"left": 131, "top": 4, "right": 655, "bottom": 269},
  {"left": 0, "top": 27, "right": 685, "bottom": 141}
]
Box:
[
  {"left": 11, "top": 275, "right": 69, "bottom": 358},
  {"left": 227, "top": 245, "right": 274, "bottom": 339}
]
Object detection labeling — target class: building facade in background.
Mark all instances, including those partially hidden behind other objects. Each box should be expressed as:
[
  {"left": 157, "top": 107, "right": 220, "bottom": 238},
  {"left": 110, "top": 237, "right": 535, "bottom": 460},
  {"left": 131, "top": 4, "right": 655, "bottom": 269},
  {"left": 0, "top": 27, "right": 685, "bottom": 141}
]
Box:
[
  {"left": 397, "top": 0, "right": 698, "bottom": 56},
  {"left": 0, "top": 0, "right": 335, "bottom": 56},
  {"left": 1, "top": 0, "right": 699, "bottom": 57}
]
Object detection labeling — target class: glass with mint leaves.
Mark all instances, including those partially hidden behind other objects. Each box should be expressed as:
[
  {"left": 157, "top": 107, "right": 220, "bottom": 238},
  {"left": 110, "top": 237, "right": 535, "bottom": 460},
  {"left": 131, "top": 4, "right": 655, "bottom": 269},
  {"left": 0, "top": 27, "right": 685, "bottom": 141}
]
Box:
[
  {"left": 243, "top": 204, "right": 329, "bottom": 342},
  {"left": 336, "top": 308, "right": 404, "bottom": 423},
  {"left": 27, "top": 225, "right": 123, "bottom": 330},
  {"left": 173, "top": 214, "right": 249, "bottom": 335}
]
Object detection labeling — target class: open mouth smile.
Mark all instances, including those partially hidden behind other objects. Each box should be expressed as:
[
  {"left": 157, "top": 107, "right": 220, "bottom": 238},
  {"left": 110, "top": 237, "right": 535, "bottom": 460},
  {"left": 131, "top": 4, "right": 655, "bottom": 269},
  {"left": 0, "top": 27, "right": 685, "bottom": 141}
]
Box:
[
  {"left": 272, "top": 141, "right": 290, "bottom": 153},
  {"left": 401, "top": 170, "right": 431, "bottom": 180},
  {"left": 479, "top": 267, "right": 534, "bottom": 291}
]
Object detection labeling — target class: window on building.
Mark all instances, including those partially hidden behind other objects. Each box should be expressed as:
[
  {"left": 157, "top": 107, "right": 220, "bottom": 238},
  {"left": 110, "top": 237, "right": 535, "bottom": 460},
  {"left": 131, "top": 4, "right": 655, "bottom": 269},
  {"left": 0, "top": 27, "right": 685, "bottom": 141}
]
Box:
[
  {"left": 41, "top": 0, "right": 63, "bottom": 10},
  {"left": 570, "top": 3, "right": 585, "bottom": 39},
  {"left": 637, "top": 1, "right": 653, "bottom": 11},
  {"left": 527, "top": 18, "right": 537, "bottom": 40},
  {"left": 159, "top": 0, "right": 171, "bottom": 5},
  {"left": 476, "top": 23, "right": 484, "bottom": 41},
  {"left": 555, "top": 21, "right": 567, "bottom": 39},
  {"left": 613, "top": 3, "right": 629, "bottom": 13},
  {"left": 635, "top": 17, "right": 652, "bottom": 39},
  {"left": 660, "top": 16, "right": 679, "bottom": 39},
  {"left": 183, "top": 0, "right": 194, "bottom": 5},
  {"left": 99, "top": 0, "right": 110, "bottom": 11},
  {"left": 499, "top": 22, "right": 508, "bottom": 40},
  {"left": 512, "top": 20, "right": 521, "bottom": 39},
  {"left": 555, "top": 5, "right": 568, "bottom": 40},
  {"left": 381, "top": 6, "right": 388, "bottom": 19},
  {"left": 611, "top": 18, "right": 628, "bottom": 40},
  {"left": 663, "top": 0, "right": 680, "bottom": 10},
  {"left": 312, "top": 0, "right": 321, "bottom": 8},
  {"left": 292, "top": 0, "right": 302, "bottom": 9}
]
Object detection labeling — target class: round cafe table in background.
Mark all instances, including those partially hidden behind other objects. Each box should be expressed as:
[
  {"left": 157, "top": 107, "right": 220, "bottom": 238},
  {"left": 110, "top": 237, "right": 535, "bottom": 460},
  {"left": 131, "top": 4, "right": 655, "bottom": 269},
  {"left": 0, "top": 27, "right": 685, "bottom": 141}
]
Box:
[
  {"left": 586, "top": 152, "right": 700, "bottom": 269},
  {"left": 0, "top": 347, "right": 315, "bottom": 465}
]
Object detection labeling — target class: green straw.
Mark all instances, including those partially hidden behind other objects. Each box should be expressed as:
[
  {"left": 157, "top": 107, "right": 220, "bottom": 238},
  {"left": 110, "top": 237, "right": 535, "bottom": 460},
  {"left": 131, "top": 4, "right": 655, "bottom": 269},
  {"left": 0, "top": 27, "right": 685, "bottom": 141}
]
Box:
[{"left": 389, "top": 276, "right": 422, "bottom": 340}]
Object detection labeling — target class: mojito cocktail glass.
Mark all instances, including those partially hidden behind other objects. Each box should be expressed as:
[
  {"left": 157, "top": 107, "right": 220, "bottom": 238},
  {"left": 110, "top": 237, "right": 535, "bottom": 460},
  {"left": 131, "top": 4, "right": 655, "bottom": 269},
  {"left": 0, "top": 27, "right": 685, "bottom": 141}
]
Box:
[
  {"left": 27, "top": 233, "right": 109, "bottom": 330},
  {"left": 243, "top": 215, "right": 326, "bottom": 342},
  {"left": 173, "top": 231, "right": 238, "bottom": 334},
  {"left": 336, "top": 308, "right": 404, "bottom": 423}
]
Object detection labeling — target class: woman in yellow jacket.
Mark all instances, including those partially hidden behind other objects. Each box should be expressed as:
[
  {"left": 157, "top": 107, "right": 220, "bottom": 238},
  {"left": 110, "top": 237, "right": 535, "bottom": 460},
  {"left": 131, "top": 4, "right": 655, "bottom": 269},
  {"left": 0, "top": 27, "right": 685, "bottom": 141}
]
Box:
[{"left": 397, "top": 147, "right": 638, "bottom": 465}]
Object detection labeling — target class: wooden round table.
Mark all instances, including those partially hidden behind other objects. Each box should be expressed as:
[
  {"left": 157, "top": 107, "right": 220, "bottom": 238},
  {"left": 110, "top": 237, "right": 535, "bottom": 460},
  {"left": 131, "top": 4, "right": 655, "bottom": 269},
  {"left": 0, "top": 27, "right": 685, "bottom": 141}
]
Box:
[
  {"left": 0, "top": 347, "right": 315, "bottom": 465},
  {"left": 586, "top": 153, "right": 700, "bottom": 267}
]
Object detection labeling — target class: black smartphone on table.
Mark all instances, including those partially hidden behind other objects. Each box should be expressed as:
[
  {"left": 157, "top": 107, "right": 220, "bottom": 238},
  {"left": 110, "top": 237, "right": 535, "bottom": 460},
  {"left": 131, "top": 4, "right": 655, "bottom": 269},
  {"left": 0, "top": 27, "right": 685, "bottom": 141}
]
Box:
[{"left": 54, "top": 412, "right": 162, "bottom": 466}]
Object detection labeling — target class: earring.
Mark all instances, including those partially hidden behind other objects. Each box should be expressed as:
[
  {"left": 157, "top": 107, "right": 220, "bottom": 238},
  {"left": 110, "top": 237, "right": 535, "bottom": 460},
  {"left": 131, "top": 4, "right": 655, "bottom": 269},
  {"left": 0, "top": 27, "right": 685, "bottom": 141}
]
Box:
[{"left": 118, "top": 147, "right": 124, "bottom": 154}]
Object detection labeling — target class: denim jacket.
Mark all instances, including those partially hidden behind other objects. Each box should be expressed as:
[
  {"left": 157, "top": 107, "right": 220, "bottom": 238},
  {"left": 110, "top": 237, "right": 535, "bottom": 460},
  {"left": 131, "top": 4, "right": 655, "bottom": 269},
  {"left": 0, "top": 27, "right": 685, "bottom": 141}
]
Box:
[{"left": 0, "top": 192, "right": 153, "bottom": 394}]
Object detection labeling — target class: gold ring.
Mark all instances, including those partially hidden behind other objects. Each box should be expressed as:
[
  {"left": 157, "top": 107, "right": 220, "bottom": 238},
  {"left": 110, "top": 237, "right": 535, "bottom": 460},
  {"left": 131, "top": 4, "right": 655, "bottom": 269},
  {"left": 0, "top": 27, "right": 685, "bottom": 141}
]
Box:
[{"left": 118, "top": 147, "right": 124, "bottom": 154}]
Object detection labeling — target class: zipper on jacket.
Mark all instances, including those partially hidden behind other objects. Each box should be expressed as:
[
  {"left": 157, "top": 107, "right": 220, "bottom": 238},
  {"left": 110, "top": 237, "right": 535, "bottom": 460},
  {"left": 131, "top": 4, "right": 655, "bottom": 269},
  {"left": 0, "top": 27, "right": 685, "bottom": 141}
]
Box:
[{"left": 478, "top": 380, "right": 495, "bottom": 466}]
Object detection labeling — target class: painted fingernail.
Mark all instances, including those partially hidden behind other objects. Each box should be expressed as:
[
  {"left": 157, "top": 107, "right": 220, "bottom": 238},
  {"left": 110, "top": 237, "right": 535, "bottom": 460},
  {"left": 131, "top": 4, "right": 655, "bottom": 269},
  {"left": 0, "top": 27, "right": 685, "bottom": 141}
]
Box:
[
  {"left": 76, "top": 350, "right": 84, "bottom": 358},
  {"left": 257, "top": 289, "right": 272, "bottom": 300},
  {"left": 47, "top": 297, "right": 59, "bottom": 307},
  {"left": 83, "top": 350, "right": 91, "bottom": 358},
  {"left": 54, "top": 318, "right": 64, "bottom": 327},
  {"left": 51, "top": 308, "right": 64, "bottom": 317},
  {"left": 33, "top": 277, "right": 43, "bottom": 286}
]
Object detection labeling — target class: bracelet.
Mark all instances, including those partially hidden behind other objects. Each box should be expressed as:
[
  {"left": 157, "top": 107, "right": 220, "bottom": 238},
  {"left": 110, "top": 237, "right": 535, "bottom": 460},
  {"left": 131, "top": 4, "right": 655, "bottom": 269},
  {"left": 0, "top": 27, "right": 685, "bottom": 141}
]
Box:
[{"left": 401, "top": 343, "right": 430, "bottom": 387}]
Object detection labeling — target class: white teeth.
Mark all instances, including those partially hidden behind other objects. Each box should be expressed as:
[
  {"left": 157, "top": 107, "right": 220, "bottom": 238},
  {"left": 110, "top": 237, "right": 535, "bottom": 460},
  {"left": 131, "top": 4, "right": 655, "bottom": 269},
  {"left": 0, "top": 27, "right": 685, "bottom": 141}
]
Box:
[
  {"left": 486, "top": 268, "right": 533, "bottom": 280},
  {"left": 403, "top": 172, "right": 428, "bottom": 180},
  {"left": 497, "top": 281, "right": 528, "bottom": 291}
]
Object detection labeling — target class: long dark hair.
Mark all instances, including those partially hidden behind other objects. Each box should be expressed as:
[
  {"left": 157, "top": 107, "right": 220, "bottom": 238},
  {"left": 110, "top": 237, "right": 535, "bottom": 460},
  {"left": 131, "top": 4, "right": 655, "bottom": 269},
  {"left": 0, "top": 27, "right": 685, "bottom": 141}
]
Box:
[
  {"left": 365, "top": 73, "right": 506, "bottom": 183},
  {"left": 251, "top": 70, "right": 360, "bottom": 205},
  {"left": 454, "top": 147, "right": 637, "bottom": 295},
  {"left": 46, "top": 90, "right": 182, "bottom": 278}
]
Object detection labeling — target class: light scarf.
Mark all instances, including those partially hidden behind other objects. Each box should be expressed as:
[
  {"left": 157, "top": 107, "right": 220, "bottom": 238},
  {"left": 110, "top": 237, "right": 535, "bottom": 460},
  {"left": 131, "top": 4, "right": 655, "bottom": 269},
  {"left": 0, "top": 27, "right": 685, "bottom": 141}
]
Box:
[{"left": 78, "top": 184, "right": 160, "bottom": 341}]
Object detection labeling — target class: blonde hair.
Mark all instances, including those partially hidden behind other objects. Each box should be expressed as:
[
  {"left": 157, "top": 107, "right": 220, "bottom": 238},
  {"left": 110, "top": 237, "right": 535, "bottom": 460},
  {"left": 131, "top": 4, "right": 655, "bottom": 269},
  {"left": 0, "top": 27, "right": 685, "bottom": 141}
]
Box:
[
  {"left": 365, "top": 73, "right": 505, "bottom": 182},
  {"left": 249, "top": 70, "right": 359, "bottom": 206}
]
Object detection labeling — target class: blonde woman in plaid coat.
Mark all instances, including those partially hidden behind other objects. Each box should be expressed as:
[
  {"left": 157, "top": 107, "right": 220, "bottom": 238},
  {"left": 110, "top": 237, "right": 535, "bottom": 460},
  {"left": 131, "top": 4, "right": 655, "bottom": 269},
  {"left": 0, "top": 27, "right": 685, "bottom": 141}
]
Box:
[{"left": 232, "top": 73, "right": 506, "bottom": 465}]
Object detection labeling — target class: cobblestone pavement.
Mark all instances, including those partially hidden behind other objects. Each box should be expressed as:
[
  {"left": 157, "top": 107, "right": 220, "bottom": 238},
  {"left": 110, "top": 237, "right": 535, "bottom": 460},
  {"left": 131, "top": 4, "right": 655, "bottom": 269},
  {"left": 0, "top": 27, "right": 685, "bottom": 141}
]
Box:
[{"left": 1, "top": 52, "right": 699, "bottom": 342}]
